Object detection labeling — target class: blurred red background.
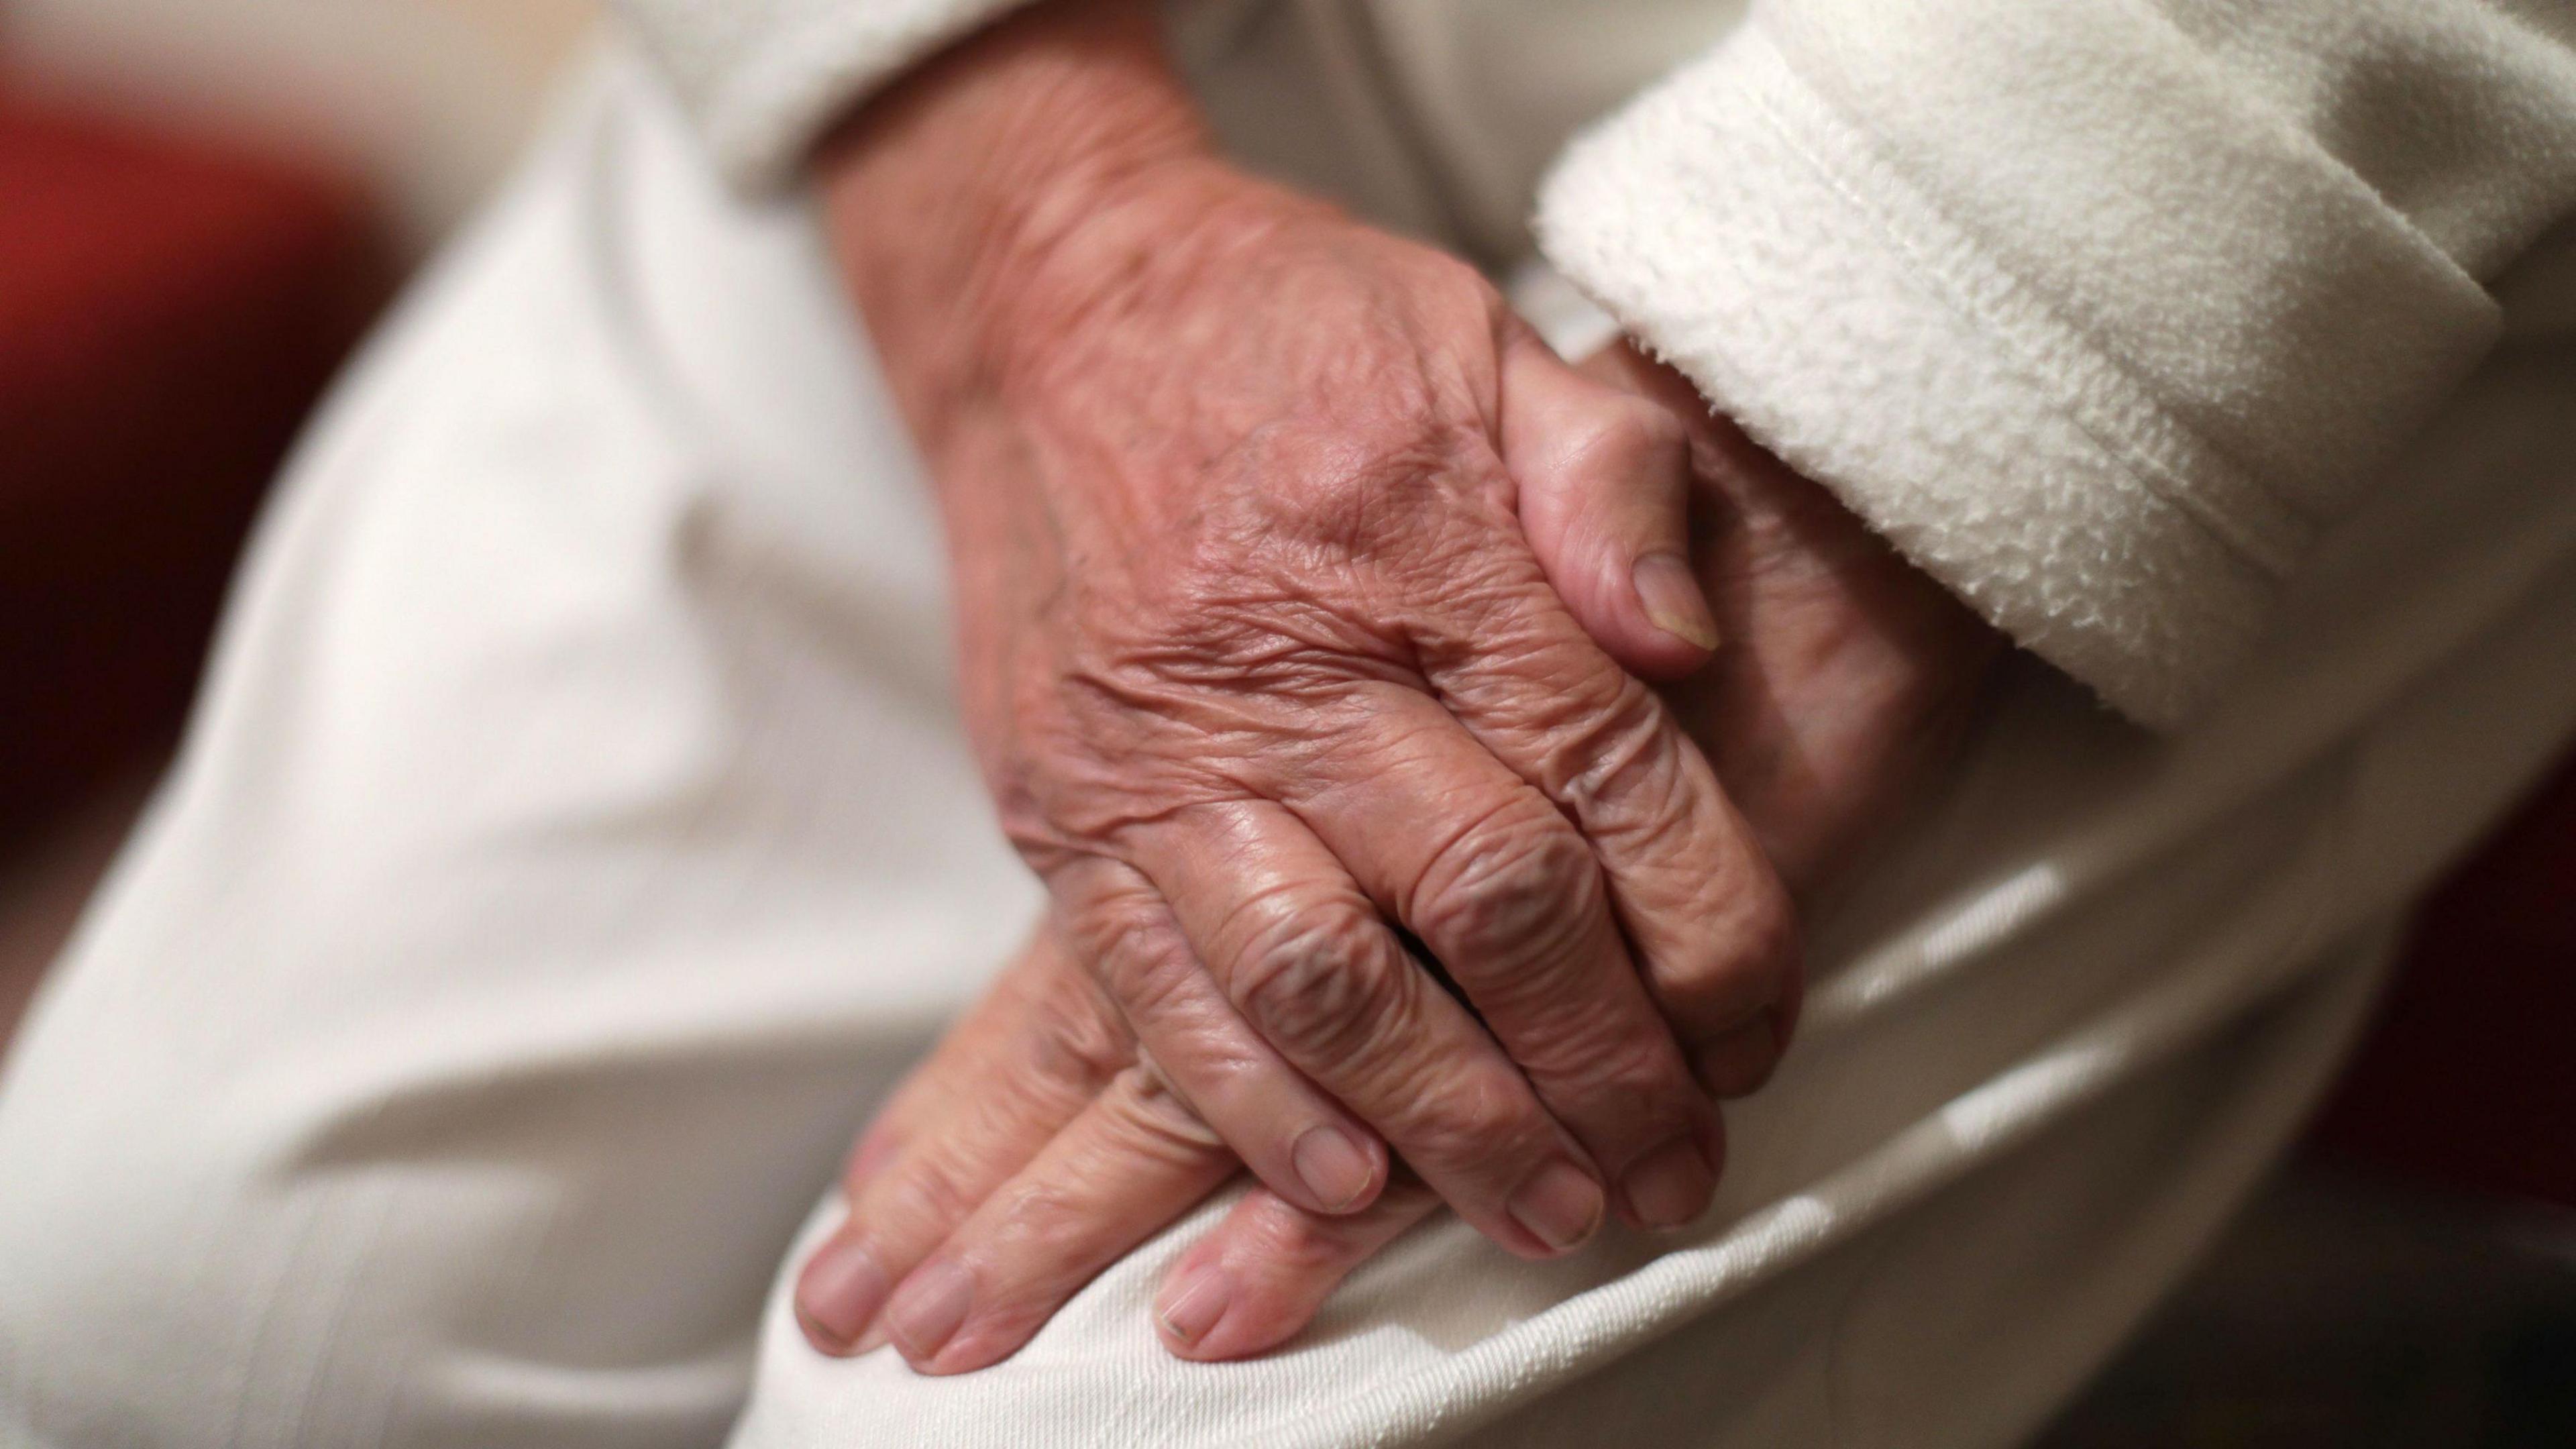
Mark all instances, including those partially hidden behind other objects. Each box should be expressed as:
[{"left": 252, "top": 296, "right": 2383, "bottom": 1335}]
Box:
[{"left": 0, "top": 92, "right": 386, "bottom": 845}]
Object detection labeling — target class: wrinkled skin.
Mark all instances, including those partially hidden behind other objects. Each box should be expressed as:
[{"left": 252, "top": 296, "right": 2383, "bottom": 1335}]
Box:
[
  {"left": 794, "top": 341, "right": 2004, "bottom": 1373},
  {"left": 816, "top": 0, "right": 1805, "bottom": 1314}
]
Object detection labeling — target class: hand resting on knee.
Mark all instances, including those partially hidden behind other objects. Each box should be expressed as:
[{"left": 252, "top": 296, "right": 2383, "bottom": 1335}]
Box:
[
  {"left": 790, "top": 336, "right": 2002, "bottom": 1373},
  {"left": 814, "top": 0, "right": 1807, "bottom": 1294}
]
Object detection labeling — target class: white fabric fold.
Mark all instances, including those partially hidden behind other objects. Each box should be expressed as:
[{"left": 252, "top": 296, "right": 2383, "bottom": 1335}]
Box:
[{"left": 607, "top": 0, "right": 1035, "bottom": 188}]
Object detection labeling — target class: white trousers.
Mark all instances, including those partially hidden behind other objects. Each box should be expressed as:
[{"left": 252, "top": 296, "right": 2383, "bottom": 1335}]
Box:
[{"left": 5, "top": 50, "right": 2576, "bottom": 1449}]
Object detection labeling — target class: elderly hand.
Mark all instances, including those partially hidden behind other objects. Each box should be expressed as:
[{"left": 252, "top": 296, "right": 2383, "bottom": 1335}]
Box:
[
  {"left": 791, "top": 341, "right": 2003, "bottom": 1372},
  {"left": 810, "top": 0, "right": 1799, "bottom": 1316}
]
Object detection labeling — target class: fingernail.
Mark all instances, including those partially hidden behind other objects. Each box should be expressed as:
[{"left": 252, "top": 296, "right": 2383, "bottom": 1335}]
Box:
[
  {"left": 1291, "top": 1126, "right": 1376, "bottom": 1212},
  {"left": 1155, "top": 1259, "right": 1234, "bottom": 1346},
  {"left": 795, "top": 1236, "right": 890, "bottom": 1351},
  {"left": 1633, "top": 552, "right": 1719, "bottom": 651},
  {"left": 1621, "top": 1136, "right": 1717, "bottom": 1230},
  {"left": 1507, "top": 1159, "right": 1606, "bottom": 1252},
  {"left": 885, "top": 1259, "right": 974, "bottom": 1361},
  {"left": 1693, "top": 1010, "right": 1783, "bottom": 1097}
]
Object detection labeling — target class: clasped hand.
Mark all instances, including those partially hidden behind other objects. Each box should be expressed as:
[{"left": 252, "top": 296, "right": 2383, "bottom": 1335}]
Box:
[{"left": 791, "top": 0, "right": 1995, "bottom": 1375}]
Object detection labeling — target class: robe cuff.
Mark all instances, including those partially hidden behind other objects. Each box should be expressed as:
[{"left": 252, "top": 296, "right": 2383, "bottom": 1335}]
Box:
[{"left": 1537, "top": 25, "right": 2445, "bottom": 729}]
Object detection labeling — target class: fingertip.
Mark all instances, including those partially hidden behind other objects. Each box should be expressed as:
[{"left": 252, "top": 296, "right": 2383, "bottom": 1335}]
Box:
[
  {"left": 1600, "top": 616, "right": 1719, "bottom": 685},
  {"left": 1591, "top": 534, "right": 1720, "bottom": 682},
  {"left": 1614, "top": 1128, "right": 1721, "bottom": 1233},
  {"left": 1631, "top": 551, "right": 1721, "bottom": 658},
  {"left": 904, "top": 1335, "right": 1017, "bottom": 1377},
  {"left": 794, "top": 1230, "right": 891, "bottom": 1357},
  {"left": 794, "top": 1305, "right": 857, "bottom": 1358},
  {"left": 1503, "top": 375, "right": 1713, "bottom": 680},
  {"left": 1153, "top": 1255, "right": 1240, "bottom": 1355},
  {"left": 1287, "top": 1124, "right": 1387, "bottom": 1216},
  {"left": 1516, "top": 1157, "right": 1609, "bottom": 1252},
  {"left": 1157, "top": 1252, "right": 1314, "bottom": 1363},
  {"left": 885, "top": 1257, "right": 976, "bottom": 1371},
  {"left": 1159, "top": 1185, "right": 1446, "bottom": 1362},
  {"left": 1164, "top": 1303, "right": 1295, "bottom": 1362}
]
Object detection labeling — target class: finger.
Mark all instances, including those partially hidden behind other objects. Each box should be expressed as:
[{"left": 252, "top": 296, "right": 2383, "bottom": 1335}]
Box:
[
  {"left": 1051, "top": 855, "right": 1390, "bottom": 1217},
  {"left": 882, "top": 1064, "right": 1240, "bottom": 1374},
  {"left": 1405, "top": 495, "right": 1803, "bottom": 1093},
  {"left": 1130, "top": 800, "right": 1615, "bottom": 1256},
  {"left": 1256, "top": 697, "right": 1727, "bottom": 1228},
  {"left": 794, "top": 936, "right": 1124, "bottom": 1354},
  {"left": 831, "top": 960, "right": 1065, "bottom": 1200},
  {"left": 1154, "top": 1176, "right": 1442, "bottom": 1362},
  {"left": 1501, "top": 335, "right": 1715, "bottom": 682}
]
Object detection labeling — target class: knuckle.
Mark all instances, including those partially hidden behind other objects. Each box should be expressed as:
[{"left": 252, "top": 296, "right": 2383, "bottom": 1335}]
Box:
[
  {"left": 1112, "top": 1063, "right": 1227, "bottom": 1155},
  {"left": 1064, "top": 889, "right": 1163, "bottom": 973},
  {"left": 1415, "top": 811, "right": 1598, "bottom": 974},
  {"left": 1203, "top": 402, "right": 1503, "bottom": 570},
  {"left": 875, "top": 1150, "right": 981, "bottom": 1231},
  {"left": 1026, "top": 988, "right": 1134, "bottom": 1095},
  {"left": 1658, "top": 877, "right": 1802, "bottom": 1034},
  {"left": 1553, "top": 676, "right": 1686, "bottom": 820},
  {"left": 1562, "top": 397, "right": 1688, "bottom": 484},
  {"left": 1257, "top": 445, "right": 1509, "bottom": 580},
  {"left": 1731, "top": 877, "right": 1802, "bottom": 981},
  {"left": 1417, "top": 248, "right": 1497, "bottom": 301},
  {"left": 1232, "top": 1199, "right": 1358, "bottom": 1274},
  {"left": 1228, "top": 1192, "right": 1394, "bottom": 1279},
  {"left": 1628, "top": 395, "right": 1693, "bottom": 458},
  {"left": 983, "top": 1177, "right": 1094, "bottom": 1266},
  {"left": 1067, "top": 892, "right": 1193, "bottom": 1008},
  {"left": 1227, "top": 901, "right": 1409, "bottom": 1063},
  {"left": 1709, "top": 871, "right": 1801, "bottom": 996}
]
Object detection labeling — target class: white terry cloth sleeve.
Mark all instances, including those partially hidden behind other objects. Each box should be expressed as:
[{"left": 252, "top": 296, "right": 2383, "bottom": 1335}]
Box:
[
  {"left": 1538, "top": 0, "right": 2576, "bottom": 729},
  {"left": 606, "top": 0, "right": 1036, "bottom": 189}
]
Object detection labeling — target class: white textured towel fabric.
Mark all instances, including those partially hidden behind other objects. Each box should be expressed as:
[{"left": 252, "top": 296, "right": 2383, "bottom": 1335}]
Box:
[
  {"left": 1536, "top": 0, "right": 2576, "bottom": 726},
  {"left": 4, "top": 32, "right": 2576, "bottom": 1448},
  {"left": 612, "top": 0, "right": 2576, "bottom": 727}
]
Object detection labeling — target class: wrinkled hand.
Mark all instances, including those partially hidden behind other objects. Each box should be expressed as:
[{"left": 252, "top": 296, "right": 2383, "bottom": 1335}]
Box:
[
  {"left": 794, "top": 342, "right": 2004, "bottom": 1372},
  {"left": 1573, "top": 345, "right": 2002, "bottom": 890},
  {"left": 815, "top": 0, "right": 1799, "bottom": 1299}
]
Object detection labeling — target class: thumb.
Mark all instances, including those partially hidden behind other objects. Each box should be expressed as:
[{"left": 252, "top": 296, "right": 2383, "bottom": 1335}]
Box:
[{"left": 1499, "top": 333, "right": 1717, "bottom": 682}]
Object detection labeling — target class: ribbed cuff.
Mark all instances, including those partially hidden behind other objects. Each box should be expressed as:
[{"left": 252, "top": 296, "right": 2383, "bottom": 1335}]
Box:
[{"left": 1536, "top": 27, "right": 2295, "bottom": 729}]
